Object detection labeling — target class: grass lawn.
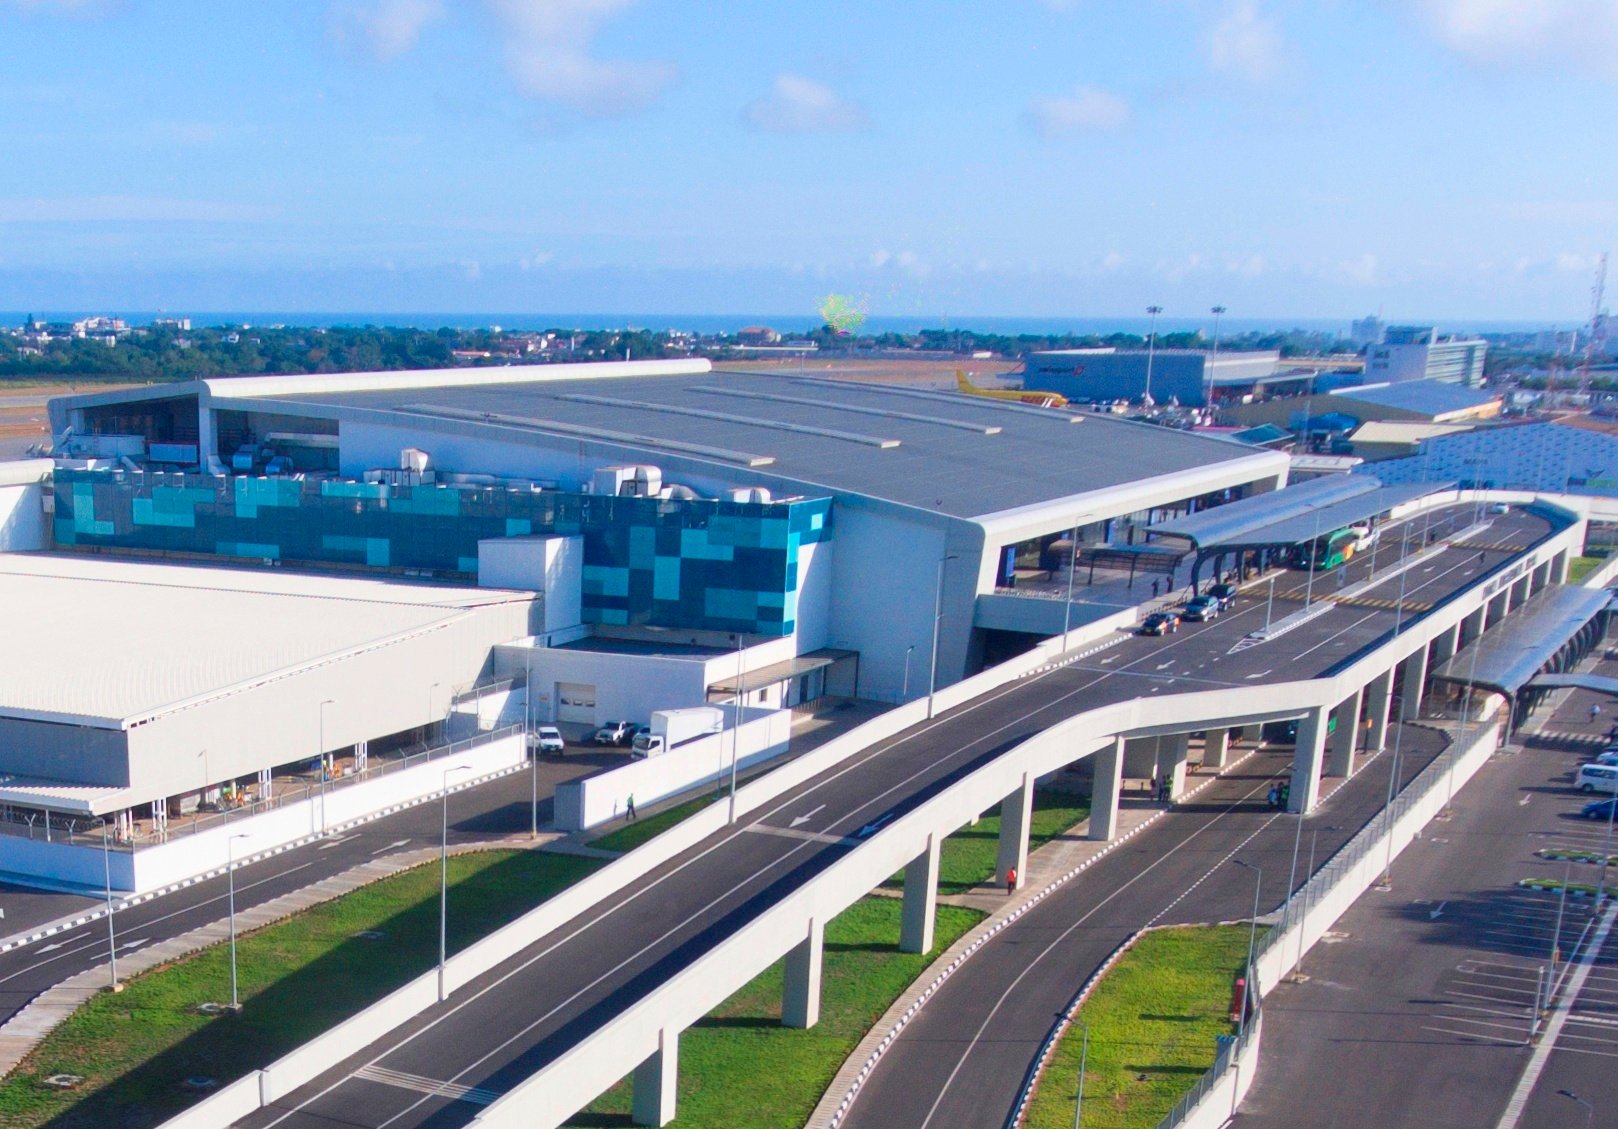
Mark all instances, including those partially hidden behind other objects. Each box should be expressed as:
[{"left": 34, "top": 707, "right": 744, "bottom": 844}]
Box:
[
  {"left": 1569, "top": 555, "right": 1606, "bottom": 584},
  {"left": 882, "top": 787, "right": 1090, "bottom": 897},
  {"left": 0, "top": 849, "right": 604, "bottom": 1129},
  {"left": 564, "top": 896, "right": 984, "bottom": 1128},
  {"left": 1023, "top": 924, "right": 1253, "bottom": 1129},
  {"left": 590, "top": 793, "right": 717, "bottom": 853}
]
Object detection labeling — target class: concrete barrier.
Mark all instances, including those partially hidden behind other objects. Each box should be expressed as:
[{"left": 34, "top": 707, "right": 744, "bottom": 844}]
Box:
[
  {"left": 259, "top": 971, "right": 440, "bottom": 1104},
  {"left": 157, "top": 1072, "right": 263, "bottom": 1129}
]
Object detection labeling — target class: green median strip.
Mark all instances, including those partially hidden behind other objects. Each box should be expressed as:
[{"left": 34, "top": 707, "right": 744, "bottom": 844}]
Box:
[
  {"left": 1023, "top": 924, "right": 1252, "bottom": 1129},
  {"left": 590, "top": 794, "right": 718, "bottom": 854},
  {"left": 883, "top": 786, "right": 1090, "bottom": 897},
  {"left": 565, "top": 896, "right": 985, "bottom": 1128},
  {"left": 0, "top": 849, "right": 605, "bottom": 1129}
]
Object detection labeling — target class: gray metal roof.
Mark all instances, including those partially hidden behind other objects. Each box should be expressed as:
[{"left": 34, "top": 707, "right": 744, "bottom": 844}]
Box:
[
  {"left": 0, "top": 554, "right": 530, "bottom": 726},
  {"left": 1208, "top": 483, "right": 1441, "bottom": 550},
  {"left": 237, "top": 369, "right": 1281, "bottom": 521},
  {"left": 1331, "top": 380, "right": 1500, "bottom": 418},
  {"left": 1147, "top": 475, "right": 1379, "bottom": 549},
  {"left": 1431, "top": 585, "right": 1612, "bottom": 697}
]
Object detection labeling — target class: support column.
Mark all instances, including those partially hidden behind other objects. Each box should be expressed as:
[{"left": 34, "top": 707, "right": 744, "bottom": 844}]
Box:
[
  {"left": 1089, "top": 738, "right": 1124, "bottom": 842},
  {"left": 632, "top": 1026, "right": 679, "bottom": 1127},
  {"left": 1288, "top": 707, "right": 1328, "bottom": 814},
  {"left": 1241, "top": 723, "right": 1264, "bottom": 746},
  {"left": 1399, "top": 647, "right": 1429, "bottom": 721},
  {"left": 1365, "top": 668, "right": 1393, "bottom": 753},
  {"left": 1156, "top": 733, "right": 1189, "bottom": 800},
  {"left": 900, "top": 834, "right": 940, "bottom": 954},
  {"left": 1328, "top": 690, "right": 1361, "bottom": 778},
  {"left": 1203, "top": 728, "right": 1231, "bottom": 769},
  {"left": 782, "top": 917, "right": 824, "bottom": 1028},
  {"left": 995, "top": 773, "right": 1034, "bottom": 889},
  {"left": 257, "top": 766, "right": 272, "bottom": 802},
  {"left": 1430, "top": 625, "right": 1459, "bottom": 668}
]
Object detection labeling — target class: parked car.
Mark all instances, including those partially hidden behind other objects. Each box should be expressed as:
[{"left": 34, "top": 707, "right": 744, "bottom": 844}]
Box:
[
  {"left": 1594, "top": 750, "right": 1618, "bottom": 768},
  {"left": 592, "top": 719, "right": 636, "bottom": 746},
  {"left": 1205, "top": 582, "right": 1238, "bottom": 610},
  {"left": 1489, "top": 502, "right": 1510, "bottom": 515},
  {"left": 1576, "top": 763, "right": 1618, "bottom": 794},
  {"left": 529, "top": 726, "right": 565, "bottom": 755},
  {"left": 1139, "top": 611, "right": 1180, "bottom": 636},
  {"left": 1581, "top": 797, "right": 1618, "bottom": 820},
  {"left": 1182, "top": 595, "right": 1221, "bottom": 622}
]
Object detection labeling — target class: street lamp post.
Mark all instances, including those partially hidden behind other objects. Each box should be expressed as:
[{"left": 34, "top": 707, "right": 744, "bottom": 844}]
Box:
[
  {"left": 526, "top": 649, "right": 538, "bottom": 840},
  {"left": 317, "top": 699, "right": 335, "bottom": 835},
  {"left": 227, "top": 832, "right": 250, "bottom": 1011},
  {"left": 1062, "top": 520, "right": 1082, "bottom": 651},
  {"left": 1551, "top": 856, "right": 1574, "bottom": 981},
  {"left": 1294, "top": 825, "right": 1335, "bottom": 979},
  {"left": 1283, "top": 811, "right": 1305, "bottom": 931},
  {"left": 1070, "top": 1022, "right": 1089, "bottom": 1129},
  {"left": 1206, "top": 305, "right": 1226, "bottom": 416},
  {"left": 727, "top": 633, "right": 746, "bottom": 824},
  {"left": 101, "top": 821, "right": 120, "bottom": 992},
  {"left": 902, "top": 645, "right": 914, "bottom": 701},
  {"left": 438, "top": 764, "right": 472, "bottom": 1002},
  {"left": 1559, "top": 1089, "right": 1595, "bottom": 1129},
  {"left": 927, "top": 553, "right": 960, "bottom": 719},
  {"left": 1599, "top": 782, "right": 1618, "bottom": 905},
  {"left": 1143, "top": 306, "right": 1163, "bottom": 406},
  {"left": 1233, "top": 859, "right": 1262, "bottom": 1041}
]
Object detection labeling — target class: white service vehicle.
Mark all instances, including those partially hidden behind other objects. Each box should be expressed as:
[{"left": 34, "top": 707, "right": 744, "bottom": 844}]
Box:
[{"left": 632, "top": 706, "right": 725, "bottom": 758}]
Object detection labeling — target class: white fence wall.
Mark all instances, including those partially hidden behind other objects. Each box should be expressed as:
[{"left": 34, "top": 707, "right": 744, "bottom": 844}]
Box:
[{"left": 552, "top": 708, "right": 793, "bottom": 831}]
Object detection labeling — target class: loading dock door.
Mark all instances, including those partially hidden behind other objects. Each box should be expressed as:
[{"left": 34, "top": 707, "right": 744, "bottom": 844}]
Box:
[{"left": 556, "top": 682, "right": 597, "bottom": 725}]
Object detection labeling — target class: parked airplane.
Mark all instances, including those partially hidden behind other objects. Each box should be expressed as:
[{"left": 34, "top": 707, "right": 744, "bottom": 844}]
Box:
[{"left": 955, "top": 369, "right": 1069, "bottom": 408}]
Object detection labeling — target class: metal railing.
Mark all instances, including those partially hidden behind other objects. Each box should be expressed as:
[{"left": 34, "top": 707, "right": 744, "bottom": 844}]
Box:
[
  {"left": 1155, "top": 1011, "right": 1250, "bottom": 1128},
  {"left": 0, "top": 725, "right": 523, "bottom": 853},
  {"left": 1154, "top": 717, "right": 1490, "bottom": 1129}
]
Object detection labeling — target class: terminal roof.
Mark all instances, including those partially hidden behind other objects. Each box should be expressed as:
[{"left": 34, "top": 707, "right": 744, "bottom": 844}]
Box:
[
  {"left": 1330, "top": 380, "right": 1500, "bottom": 418},
  {"left": 229, "top": 368, "right": 1282, "bottom": 521},
  {"left": 1430, "top": 585, "right": 1612, "bottom": 697}
]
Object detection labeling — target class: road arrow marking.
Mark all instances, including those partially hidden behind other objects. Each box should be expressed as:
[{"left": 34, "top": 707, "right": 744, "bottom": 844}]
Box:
[
  {"left": 1155, "top": 661, "right": 1174, "bottom": 671},
  {"left": 857, "top": 813, "right": 896, "bottom": 839},
  {"left": 789, "top": 805, "right": 826, "bottom": 829},
  {"left": 372, "top": 839, "right": 412, "bottom": 854},
  {"left": 120, "top": 937, "right": 149, "bottom": 950},
  {"left": 37, "top": 940, "right": 69, "bottom": 953},
  {"left": 1429, "top": 902, "right": 1447, "bottom": 920},
  {"left": 1245, "top": 670, "right": 1272, "bottom": 680},
  {"left": 319, "top": 835, "right": 359, "bottom": 850}
]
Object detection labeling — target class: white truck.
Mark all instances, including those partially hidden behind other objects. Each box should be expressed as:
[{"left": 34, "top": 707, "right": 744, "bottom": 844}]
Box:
[{"left": 631, "top": 706, "right": 724, "bottom": 758}]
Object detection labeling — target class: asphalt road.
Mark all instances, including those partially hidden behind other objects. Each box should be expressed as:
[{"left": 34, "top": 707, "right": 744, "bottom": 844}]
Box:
[
  {"left": 1232, "top": 653, "right": 1618, "bottom": 1128},
  {"left": 237, "top": 505, "right": 1555, "bottom": 1129},
  {"left": 0, "top": 752, "right": 623, "bottom": 1027},
  {"left": 842, "top": 725, "right": 1450, "bottom": 1129}
]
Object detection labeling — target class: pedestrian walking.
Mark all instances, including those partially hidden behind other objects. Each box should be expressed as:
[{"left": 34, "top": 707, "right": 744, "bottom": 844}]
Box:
[
  {"left": 1158, "top": 776, "right": 1171, "bottom": 803},
  {"left": 1151, "top": 578, "right": 1160, "bottom": 599},
  {"left": 626, "top": 793, "right": 638, "bottom": 821},
  {"left": 1279, "top": 781, "right": 1291, "bottom": 809},
  {"left": 1478, "top": 550, "right": 1486, "bottom": 565},
  {"left": 1592, "top": 704, "right": 1603, "bottom": 725},
  {"left": 1267, "top": 785, "right": 1279, "bottom": 809},
  {"left": 1006, "top": 866, "right": 1017, "bottom": 895}
]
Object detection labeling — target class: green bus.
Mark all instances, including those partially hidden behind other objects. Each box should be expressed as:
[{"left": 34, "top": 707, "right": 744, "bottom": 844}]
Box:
[{"left": 1294, "top": 527, "right": 1357, "bottom": 571}]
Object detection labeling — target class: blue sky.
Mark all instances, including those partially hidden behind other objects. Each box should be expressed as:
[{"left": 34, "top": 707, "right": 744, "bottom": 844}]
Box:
[{"left": 4, "top": 0, "right": 1618, "bottom": 322}]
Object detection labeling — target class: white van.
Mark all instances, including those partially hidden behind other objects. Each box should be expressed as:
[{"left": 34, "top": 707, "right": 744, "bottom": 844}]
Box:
[{"left": 1576, "top": 764, "right": 1618, "bottom": 794}]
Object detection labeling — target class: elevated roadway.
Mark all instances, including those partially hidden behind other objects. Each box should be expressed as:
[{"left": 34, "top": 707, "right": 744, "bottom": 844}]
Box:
[{"left": 222, "top": 503, "right": 1587, "bottom": 1129}]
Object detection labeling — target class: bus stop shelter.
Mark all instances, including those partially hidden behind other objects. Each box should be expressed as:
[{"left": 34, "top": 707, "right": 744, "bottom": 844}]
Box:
[
  {"left": 1146, "top": 475, "right": 1443, "bottom": 590},
  {"left": 1430, "top": 586, "right": 1613, "bottom": 732}
]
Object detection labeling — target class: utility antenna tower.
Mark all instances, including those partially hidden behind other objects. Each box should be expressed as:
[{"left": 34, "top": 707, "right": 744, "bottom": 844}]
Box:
[{"left": 1578, "top": 252, "right": 1608, "bottom": 395}]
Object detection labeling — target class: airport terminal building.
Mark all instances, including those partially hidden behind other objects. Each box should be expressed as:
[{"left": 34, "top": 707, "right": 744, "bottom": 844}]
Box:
[{"left": 0, "top": 358, "right": 1290, "bottom": 887}]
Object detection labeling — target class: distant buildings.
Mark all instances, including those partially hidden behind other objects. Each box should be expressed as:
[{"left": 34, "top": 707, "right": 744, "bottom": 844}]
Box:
[
  {"left": 1022, "top": 348, "right": 1285, "bottom": 407},
  {"left": 1349, "top": 315, "right": 1385, "bottom": 348},
  {"left": 1365, "top": 326, "right": 1487, "bottom": 387}
]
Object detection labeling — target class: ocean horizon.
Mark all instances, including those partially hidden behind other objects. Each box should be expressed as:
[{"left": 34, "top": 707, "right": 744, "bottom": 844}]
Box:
[{"left": 0, "top": 311, "right": 1577, "bottom": 337}]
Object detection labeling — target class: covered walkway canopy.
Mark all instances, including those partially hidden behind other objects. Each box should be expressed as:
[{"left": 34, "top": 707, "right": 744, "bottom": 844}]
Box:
[
  {"left": 1529, "top": 672, "right": 1618, "bottom": 696},
  {"left": 1144, "top": 474, "right": 1444, "bottom": 588},
  {"left": 1430, "top": 586, "right": 1612, "bottom": 728}
]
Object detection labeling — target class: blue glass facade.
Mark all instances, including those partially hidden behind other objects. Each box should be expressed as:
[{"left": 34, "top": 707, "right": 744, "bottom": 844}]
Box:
[{"left": 54, "top": 470, "right": 831, "bottom": 636}]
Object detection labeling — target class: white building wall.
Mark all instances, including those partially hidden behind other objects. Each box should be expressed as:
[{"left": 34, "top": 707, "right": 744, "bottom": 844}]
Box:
[
  {"left": 0, "top": 460, "right": 51, "bottom": 551},
  {"left": 825, "top": 503, "right": 962, "bottom": 703},
  {"left": 124, "top": 600, "right": 532, "bottom": 805}
]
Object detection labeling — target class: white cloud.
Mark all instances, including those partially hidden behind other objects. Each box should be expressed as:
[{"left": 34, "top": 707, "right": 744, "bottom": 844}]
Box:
[
  {"left": 1206, "top": 0, "right": 1282, "bottom": 83},
  {"left": 461, "top": 259, "right": 483, "bottom": 281},
  {"left": 520, "top": 249, "right": 554, "bottom": 270},
  {"left": 485, "top": 0, "right": 676, "bottom": 117},
  {"left": 1226, "top": 253, "right": 1267, "bottom": 277},
  {"left": 745, "top": 74, "right": 868, "bottom": 134},
  {"left": 1340, "top": 252, "right": 1378, "bottom": 286},
  {"left": 1556, "top": 252, "right": 1601, "bottom": 273},
  {"left": 332, "top": 0, "right": 443, "bottom": 61},
  {"left": 1025, "top": 85, "right": 1129, "bottom": 137},
  {"left": 1414, "top": 1, "right": 1618, "bottom": 81},
  {"left": 1099, "top": 250, "right": 1127, "bottom": 272}
]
